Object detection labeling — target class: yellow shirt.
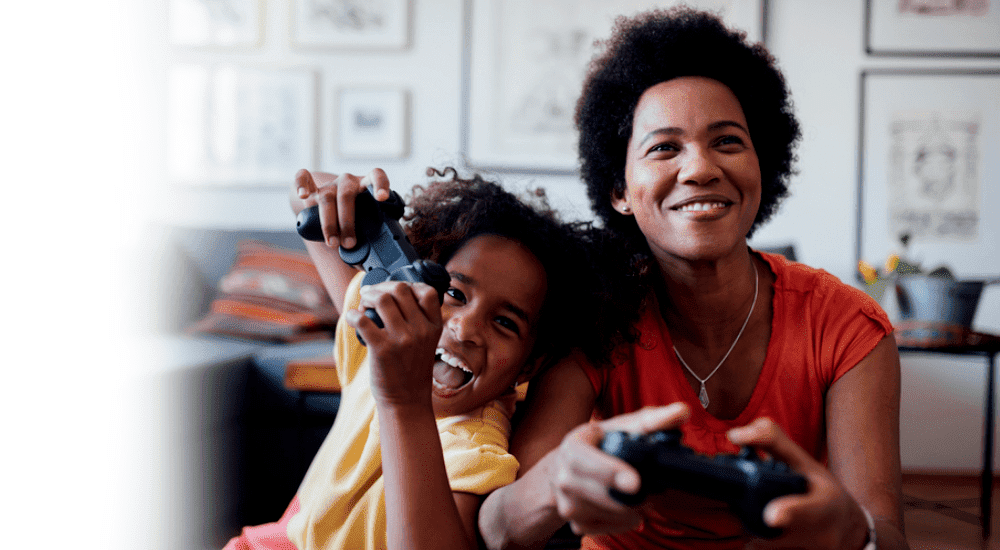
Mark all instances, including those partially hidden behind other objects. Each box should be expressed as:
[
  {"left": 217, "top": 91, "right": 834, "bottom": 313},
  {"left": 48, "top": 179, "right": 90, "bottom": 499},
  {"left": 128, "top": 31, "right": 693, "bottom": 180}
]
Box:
[{"left": 287, "top": 272, "right": 519, "bottom": 550}]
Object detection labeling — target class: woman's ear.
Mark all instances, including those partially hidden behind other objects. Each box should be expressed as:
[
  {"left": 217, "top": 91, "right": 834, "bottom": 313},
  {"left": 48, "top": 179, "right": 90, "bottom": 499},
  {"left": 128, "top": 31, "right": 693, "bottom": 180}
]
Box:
[{"left": 610, "top": 190, "right": 632, "bottom": 215}]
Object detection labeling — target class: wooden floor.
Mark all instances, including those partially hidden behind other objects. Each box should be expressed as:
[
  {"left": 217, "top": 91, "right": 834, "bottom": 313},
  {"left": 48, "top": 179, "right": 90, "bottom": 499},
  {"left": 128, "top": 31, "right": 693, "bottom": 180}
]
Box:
[{"left": 904, "top": 473, "right": 999, "bottom": 550}]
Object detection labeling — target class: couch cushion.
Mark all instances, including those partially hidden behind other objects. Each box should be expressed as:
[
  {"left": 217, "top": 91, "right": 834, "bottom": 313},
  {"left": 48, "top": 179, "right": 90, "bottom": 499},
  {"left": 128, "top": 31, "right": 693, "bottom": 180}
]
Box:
[{"left": 189, "top": 240, "right": 339, "bottom": 343}]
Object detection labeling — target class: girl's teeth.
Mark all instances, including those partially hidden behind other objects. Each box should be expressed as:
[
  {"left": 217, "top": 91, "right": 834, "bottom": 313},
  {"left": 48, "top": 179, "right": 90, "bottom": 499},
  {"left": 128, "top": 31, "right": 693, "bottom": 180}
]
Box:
[{"left": 435, "top": 348, "right": 471, "bottom": 373}]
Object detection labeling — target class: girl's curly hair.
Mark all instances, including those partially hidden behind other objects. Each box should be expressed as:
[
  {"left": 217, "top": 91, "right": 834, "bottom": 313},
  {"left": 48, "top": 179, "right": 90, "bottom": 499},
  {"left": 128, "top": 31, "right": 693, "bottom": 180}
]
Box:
[
  {"left": 404, "top": 167, "right": 614, "bottom": 371},
  {"left": 574, "top": 6, "right": 802, "bottom": 326}
]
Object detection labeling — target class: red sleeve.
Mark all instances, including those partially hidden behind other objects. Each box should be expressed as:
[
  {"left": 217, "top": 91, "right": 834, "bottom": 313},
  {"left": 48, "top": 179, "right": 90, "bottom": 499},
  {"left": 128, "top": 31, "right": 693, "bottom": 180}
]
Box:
[{"left": 816, "top": 273, "right": 894, "bottom": 385}]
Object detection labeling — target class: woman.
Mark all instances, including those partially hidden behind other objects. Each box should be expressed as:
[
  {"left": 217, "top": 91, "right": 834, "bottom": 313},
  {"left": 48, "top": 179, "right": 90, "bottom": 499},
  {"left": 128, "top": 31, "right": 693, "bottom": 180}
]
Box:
[{"left": 479, "top": 7, "right": 907, "bottom": 550}]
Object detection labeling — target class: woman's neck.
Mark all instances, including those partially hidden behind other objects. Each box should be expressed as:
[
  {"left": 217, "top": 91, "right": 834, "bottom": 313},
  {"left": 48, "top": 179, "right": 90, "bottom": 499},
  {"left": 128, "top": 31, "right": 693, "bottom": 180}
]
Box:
[{"left": 654, "top": 249, "right": 761, "bottom": 350}]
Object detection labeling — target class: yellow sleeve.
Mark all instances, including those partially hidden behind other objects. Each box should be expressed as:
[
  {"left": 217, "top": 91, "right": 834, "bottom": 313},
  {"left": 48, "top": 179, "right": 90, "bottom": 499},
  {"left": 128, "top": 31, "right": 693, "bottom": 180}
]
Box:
[
  {"left": 334, "top": 271, "right": 368, "bottom": 388},
  {"left": 438, "top": 400, "right": 520, "bottom": 495}
]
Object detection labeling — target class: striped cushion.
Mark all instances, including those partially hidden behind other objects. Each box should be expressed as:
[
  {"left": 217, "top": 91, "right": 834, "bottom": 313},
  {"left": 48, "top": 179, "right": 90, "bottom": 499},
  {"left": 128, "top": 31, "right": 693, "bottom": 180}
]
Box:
[{"left": 189, "top": 240, "right": 338, "bottom": 342}]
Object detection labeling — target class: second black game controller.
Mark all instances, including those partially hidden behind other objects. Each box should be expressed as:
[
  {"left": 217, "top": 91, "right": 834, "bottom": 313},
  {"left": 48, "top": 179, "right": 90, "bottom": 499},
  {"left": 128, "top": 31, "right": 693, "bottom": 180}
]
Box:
[
  {"left": 296, "top": 187, "right": 451, "bottom": 344},
  {"left": 600, "top": 429, "right": 808, "bottom": 539}
]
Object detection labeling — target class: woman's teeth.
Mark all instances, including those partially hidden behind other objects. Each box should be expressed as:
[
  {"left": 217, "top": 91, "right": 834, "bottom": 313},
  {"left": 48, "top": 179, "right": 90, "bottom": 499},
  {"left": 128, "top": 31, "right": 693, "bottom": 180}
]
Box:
[{"left": 677, "top": 202, "right": 726, "bottom": 212}]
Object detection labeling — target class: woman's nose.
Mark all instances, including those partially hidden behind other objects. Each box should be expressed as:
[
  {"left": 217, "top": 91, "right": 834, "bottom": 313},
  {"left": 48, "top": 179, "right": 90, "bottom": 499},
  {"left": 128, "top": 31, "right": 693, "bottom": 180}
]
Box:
[
  {"left": 448, "top": 311, "right": 485, "bottom": 345},
  {"left": 677, "top": 147, "right": 722, "bottom": 185}
]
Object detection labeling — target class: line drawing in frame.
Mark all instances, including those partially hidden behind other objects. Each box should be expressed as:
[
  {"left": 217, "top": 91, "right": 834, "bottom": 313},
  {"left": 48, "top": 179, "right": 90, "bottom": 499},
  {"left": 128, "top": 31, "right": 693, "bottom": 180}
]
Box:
[
  {"left": 167, "top": 65, "right": 318, "bottom": 186},
  {"left": 856, "top": 68, "right": 1000, "bottom": 280},
  {"left": 168, "top": 0, "right": 264, "bottom": 48},
  {"left": 336, "top": 88, "right": 410, "bottom": 160},
  {"left": 865, "top": 0, "right": 1000, "bottom": 57},
  {"left": 292, "top": 0, "right": 411, "bottom": 49},
  {"left": 461, "top": 0, "right": 766, "bottom": 174}
]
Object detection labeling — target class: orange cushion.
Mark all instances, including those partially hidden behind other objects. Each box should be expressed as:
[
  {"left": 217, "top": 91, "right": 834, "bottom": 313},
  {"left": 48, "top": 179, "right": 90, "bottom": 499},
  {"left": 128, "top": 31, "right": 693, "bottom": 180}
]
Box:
[{"left": 189, "top": 240, "right": 338, "bottom": 343}]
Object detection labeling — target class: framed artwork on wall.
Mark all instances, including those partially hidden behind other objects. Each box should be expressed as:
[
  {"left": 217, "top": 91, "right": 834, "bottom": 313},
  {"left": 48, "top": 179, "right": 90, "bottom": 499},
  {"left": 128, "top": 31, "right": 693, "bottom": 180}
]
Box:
[
  {"left": 865, "top": 0, "right": 1000, "bottom": 57},
  {"left": 856, "top": 69, "right": 1000, "bottom": 279},
  {"left": 292, "top": 0, "right": 411, "bottom": 49},
  {"left": 336, "top": 88, "right": 410, "bottom": 159},
  {"left": 167, "top": 65, "right": 317, "bottom": 186},
  {"left": 168, "top": 0, "right": 263, "bottom": 48},
  {"left": 463, "top": 0, "right": 766, "bottom": 173}
]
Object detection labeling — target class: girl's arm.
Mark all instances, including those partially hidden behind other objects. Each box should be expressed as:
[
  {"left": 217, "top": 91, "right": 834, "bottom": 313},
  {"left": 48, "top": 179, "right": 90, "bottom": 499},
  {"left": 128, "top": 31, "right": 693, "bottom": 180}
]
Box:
[
  {"left": 377, "top": 400, "right": 482, "bottom": 550},
  {"left": 347, "top": 280, "right": 479, "bottom": 550},
  {"left": 728, "top": 334, "right": 909, "bottom": 549},
  {"left": 289, "top": 168, "right": 392, "bottom": 313}
]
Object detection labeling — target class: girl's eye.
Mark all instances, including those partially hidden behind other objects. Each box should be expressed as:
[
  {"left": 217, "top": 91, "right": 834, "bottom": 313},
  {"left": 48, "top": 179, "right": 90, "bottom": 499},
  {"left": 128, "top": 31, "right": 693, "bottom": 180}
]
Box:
[
  {"left": 445, "top": 288, "right": 466, "bottom": 303},
  {"left": 495, "top": 316, "right": 520, "bottom": 335}
]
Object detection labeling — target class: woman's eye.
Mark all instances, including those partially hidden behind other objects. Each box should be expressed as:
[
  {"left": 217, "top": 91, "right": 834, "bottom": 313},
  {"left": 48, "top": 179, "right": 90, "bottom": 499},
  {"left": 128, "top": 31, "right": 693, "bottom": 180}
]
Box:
[
  {"left": 649, "top": 142, "right": 679, "bottom": 153},
  {"left": 445, "top": 288, "right": 466, "bottom": 303},
  {"left": 715, "top": 135, "right": 746, "bottom": 149}
]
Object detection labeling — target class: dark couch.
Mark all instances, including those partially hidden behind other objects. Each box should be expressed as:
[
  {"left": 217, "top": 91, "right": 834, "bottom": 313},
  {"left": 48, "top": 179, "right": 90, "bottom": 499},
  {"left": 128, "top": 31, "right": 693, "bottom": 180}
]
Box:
[{"left": 151, "top": 226, "right": 341, "bottom": 548}]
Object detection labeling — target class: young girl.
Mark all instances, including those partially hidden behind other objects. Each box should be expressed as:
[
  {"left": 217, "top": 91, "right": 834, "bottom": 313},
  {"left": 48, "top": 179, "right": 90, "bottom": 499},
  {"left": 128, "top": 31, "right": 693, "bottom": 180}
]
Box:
[{"left": 223, "top": 167, "right": 599, "bottom": 550}]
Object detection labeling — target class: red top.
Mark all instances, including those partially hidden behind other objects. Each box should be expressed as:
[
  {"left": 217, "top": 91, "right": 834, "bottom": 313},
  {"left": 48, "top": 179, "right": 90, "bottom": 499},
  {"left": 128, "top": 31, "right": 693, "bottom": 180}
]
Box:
[{"left": 579, "top": 252, "right": 892, "bottom": 549}]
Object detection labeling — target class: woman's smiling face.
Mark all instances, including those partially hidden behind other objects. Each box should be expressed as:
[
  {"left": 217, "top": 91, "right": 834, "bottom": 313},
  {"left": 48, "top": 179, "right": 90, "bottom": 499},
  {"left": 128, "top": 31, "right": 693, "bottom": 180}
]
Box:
[
  {"left": 429, "top": 234, "right": 547, "bottom": 418},
  {"left": 615, "top": 76, "right": 762, "bottom": 263}
]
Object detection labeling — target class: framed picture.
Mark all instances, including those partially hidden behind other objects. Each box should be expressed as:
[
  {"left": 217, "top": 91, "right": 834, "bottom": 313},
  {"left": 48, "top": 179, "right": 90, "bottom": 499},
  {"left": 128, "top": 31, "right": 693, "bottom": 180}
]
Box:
[
  {"left": 168, "top": 0, "right": 263, "bottom": 48},
  {"left": 856, "top": 69, "right": 1000, "bottom": 279},
  {"left": 336, "top": 88, "right": 410, "bottom": 159},
  {"left": 463, "top": 0, "right": 766, "bottom": 173},
  {"left": 292, "top": 0, "right": 411, "bottom": 49},
  {"left": 167, "top": 65, "right": 317, "bottom": 186},
  {"left": 865, "top": 0, "right": 1000, "bottom": 57}
]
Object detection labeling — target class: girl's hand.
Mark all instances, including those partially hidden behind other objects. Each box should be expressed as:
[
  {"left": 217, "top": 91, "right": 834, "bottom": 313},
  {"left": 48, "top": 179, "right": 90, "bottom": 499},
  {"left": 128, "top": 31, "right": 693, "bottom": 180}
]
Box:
[
  {"left": 345, "top": 280, "right": 444, "bottom": 408},
  {"left": 549, "top": 404, "right": 691, "bottom": 535},
  {"left": 290, "top": 168, "right": 393, "bottom": 250},
  {"left": 728, "top": 418, "right": 871, "bottom": 550}
]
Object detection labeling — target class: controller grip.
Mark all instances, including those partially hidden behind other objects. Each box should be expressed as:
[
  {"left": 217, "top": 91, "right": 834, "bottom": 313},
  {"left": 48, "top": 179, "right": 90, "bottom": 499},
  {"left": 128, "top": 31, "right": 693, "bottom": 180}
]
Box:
[
  {"left": 296, "top": 205, "right": 324, "bottom": 242},
  {"left": 295, "top": 190, "right": 406, "bottom": 243}
]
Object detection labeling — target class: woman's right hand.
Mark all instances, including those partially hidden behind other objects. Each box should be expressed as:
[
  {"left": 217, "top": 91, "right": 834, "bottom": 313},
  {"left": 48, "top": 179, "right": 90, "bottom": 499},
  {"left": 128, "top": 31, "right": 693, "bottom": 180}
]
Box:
[
  {"left": 550, "top": 403, "right": 691, "bottom": 535},
  {"left": 290, "top": 168, "right": 393, "bottom": 250}
]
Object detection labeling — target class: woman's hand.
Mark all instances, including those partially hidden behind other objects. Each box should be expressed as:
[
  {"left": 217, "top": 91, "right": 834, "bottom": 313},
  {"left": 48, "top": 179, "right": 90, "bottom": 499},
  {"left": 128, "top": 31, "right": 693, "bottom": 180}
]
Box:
[
  {"left": 345, "top": 280, "right": 444, "bottom": 408},
  {"left": 290, "top": 168, "right": 393, "bottom": 250},
  {"left": 728, "top": 418, "right": 871, "bottom": 550},
  {"left": 549, "top": 403, "right": 691, "bottom": 536}
]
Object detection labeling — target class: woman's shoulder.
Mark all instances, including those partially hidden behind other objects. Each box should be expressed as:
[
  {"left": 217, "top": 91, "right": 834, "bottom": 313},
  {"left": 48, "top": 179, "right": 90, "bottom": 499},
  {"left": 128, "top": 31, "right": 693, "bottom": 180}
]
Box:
[{"left": 758, "top": 250, "right": 890, "bottom": 329}]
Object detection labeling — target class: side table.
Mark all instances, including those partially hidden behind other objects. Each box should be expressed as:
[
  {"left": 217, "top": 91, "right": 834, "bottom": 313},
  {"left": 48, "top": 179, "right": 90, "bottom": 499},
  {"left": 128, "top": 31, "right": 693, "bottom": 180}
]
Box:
[{"left": 898, "top": 341, "right": 1000, "bottom": 539}]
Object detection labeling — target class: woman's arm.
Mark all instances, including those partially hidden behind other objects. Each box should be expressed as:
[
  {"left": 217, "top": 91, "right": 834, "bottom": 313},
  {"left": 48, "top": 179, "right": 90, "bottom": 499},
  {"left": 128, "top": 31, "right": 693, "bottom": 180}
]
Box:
[
  {"left": 728, "top": 334, "right": 909, "bottom": 549},
  {"left": 478, "top": 357, "right": 597, "bottom": 549},
  {"left": 825, "top": 333, "right": 908, "bottom": 549},
  {"left": 479, "top": 356, "right": 692, "bottom": 549}
]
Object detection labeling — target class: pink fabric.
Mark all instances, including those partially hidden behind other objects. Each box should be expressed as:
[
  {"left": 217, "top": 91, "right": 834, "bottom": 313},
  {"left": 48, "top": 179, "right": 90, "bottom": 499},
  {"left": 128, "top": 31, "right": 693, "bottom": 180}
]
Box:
[{"left": 223, "top": 496, "right": 300, "bottom": 550}]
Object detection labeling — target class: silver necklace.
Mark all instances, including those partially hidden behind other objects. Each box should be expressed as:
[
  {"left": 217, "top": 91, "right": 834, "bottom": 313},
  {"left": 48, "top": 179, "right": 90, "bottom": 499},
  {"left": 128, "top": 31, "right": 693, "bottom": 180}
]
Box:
[{"left": 673, "top": 261, "right": 759, "bottom": 409}]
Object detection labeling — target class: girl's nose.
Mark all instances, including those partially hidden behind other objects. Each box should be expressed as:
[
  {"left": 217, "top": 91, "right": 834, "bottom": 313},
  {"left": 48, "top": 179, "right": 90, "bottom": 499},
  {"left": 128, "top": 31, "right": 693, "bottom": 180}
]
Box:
[{"left": 448, "top": 310, "right": 485, "bottom": 345}]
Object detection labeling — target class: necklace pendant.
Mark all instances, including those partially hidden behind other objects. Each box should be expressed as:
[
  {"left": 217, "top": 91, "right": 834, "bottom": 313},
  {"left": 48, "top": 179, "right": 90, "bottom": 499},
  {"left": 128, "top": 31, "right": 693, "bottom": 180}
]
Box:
[{"left": 698, "top": 383, "right": 710, "bottom": 408}]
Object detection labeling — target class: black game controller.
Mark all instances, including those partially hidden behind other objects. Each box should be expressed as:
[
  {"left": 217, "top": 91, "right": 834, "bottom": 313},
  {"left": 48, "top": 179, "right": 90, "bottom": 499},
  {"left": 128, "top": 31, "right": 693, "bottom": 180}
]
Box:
[
  {"left": 600, "top": 429, "right": 807, "bottom": 539},
  {"left": 296, "top": 187, "right": 451, "bottom": 344}
]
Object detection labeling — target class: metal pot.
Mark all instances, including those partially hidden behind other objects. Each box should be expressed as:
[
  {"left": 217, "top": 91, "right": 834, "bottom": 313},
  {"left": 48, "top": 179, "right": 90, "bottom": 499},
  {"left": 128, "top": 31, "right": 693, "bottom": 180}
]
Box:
[{"left": 894, "top": 275, "right": 985, "bottom": 328}]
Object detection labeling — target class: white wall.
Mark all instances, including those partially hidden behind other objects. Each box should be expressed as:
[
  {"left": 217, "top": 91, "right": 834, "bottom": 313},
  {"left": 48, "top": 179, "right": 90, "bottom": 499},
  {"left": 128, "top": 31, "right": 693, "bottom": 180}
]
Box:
[
  {"left": 134, "top": 1, "right": 1000, "bottom": 472},
  {"left": 764, "top": 1, "right": 1000, "bottom": 473}
]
